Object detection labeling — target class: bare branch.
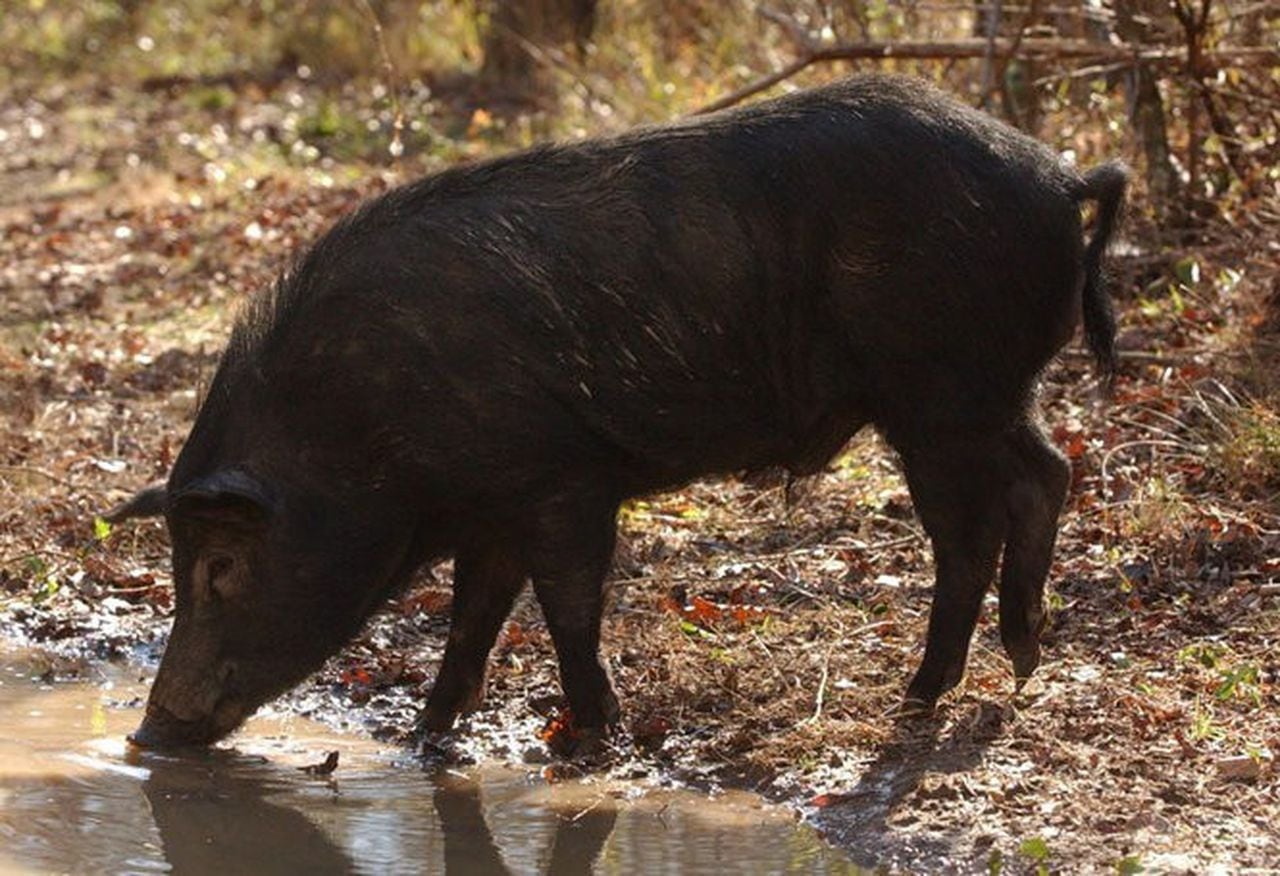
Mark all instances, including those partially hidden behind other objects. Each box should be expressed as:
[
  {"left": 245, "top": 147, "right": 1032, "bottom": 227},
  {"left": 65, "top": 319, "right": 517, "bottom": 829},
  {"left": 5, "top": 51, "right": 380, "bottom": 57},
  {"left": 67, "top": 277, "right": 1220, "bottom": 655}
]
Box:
[
  {"left": 758, "top": 6, "right": 819, "bottom": 52},
  {"left": 692, "top": 56, "right": 815, "bottom": 115},
  {"left": 692, "top": 28, "right": 1278, "bottom": 116},
  {"left": 352, "top": 0, "right": 404, "bottom": 160},
  {"left": 979, "top": 0, "right": 1005, "bottom": 107},
  {"left": 1032, "top": 61, "right": 1131, "bottom": 87},
  {"left": 809, "top": 38, "right": 1274, "bottom": 65}
]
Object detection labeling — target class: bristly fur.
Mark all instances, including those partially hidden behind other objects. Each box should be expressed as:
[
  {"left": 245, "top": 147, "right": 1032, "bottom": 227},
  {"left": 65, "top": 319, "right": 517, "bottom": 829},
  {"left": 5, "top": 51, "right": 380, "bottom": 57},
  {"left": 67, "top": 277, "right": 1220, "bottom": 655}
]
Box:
[
  {"left": 186, "top": 69, "right": 1135, "bottom": 524},
  {"left": 222, "top": 144, "right": 562, "bottom": 376},
  {"left": 223, "top": 75, "right": 1117, "bottom": 398},
  {"left": 142, "top": 73, "right": 1129, "bottom": 748}
]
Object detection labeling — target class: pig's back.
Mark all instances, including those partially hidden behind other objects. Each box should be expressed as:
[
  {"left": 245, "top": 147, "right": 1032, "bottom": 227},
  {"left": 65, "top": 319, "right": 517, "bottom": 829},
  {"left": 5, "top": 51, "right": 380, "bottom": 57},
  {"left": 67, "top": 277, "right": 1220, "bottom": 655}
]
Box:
[{"left": 253, "top": 74, "right": 1087, "bottom": 501}]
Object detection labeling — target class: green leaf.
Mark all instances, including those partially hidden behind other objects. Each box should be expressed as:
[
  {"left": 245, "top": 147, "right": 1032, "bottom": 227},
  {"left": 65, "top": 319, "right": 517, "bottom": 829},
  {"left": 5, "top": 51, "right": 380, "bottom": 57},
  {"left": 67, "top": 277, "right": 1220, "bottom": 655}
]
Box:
[
  {"left": 1019, "top": 836, "right": 1050, "bottom": 862},
  {"left": 32, "top": 575, "right": 60, "bottom": 604},
  {"left": 1214, "top": 665, "right": 1260, "bottom": 703},
  {"left": 1117, "top": 854, "right": 1143, "bottom": 875},
  {"left": 1173, "top": 257, "right": 1200, "bottom": 287},
  {"left": 93, "top": 516, "right": 112, "bottom": 541},
  {"left": 23, "top": 555, "right": 48, "bottom": 579},
  {"left": 678, "top": 620, "right": 717, "bottom": 641}
]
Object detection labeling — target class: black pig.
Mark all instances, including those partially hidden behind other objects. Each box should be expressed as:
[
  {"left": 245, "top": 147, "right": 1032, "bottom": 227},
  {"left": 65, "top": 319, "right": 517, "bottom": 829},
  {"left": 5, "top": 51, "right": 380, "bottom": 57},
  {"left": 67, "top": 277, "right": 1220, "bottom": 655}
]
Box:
[{"left": 109, "top": 74, "right": 1126, "bottom": 749}]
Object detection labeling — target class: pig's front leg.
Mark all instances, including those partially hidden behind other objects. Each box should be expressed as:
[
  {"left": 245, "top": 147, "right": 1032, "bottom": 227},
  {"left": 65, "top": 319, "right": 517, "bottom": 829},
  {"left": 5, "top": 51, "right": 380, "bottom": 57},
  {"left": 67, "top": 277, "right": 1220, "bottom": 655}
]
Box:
[{"left": 418, "top": 545, "right": 527, "bottom": 733}]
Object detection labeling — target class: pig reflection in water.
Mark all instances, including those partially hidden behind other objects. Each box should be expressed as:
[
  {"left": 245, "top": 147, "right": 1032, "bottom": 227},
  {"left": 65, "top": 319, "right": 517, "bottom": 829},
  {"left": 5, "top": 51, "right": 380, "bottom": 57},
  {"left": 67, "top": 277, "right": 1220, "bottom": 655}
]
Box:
[
  {"left": 432, "top": 772, "right": 617, "bottom": 875},
  {"left": 107, "top": 72, "right": 1127, "bottom": 749},
  {"left": 2, "top": 740, "right": 785, "bottom": 874},
  {"left": 141, "top": 759, "right": 357, "bottom": 874},
  {"left": 141, "top": 764, "right": 617, "bottom": 875},
  {"left": 0, "top": 660, "right": 842, "bottom": 874}
]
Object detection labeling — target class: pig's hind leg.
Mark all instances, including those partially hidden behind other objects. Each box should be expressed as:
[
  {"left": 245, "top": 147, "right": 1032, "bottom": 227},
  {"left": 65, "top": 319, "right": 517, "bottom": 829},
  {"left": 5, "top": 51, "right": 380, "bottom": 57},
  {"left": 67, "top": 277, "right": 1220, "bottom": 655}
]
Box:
[
  {"left": 418, "top": 545, "right": 527, "bottom": 733},
  {"left": 997, "top": 421, "right": 1070, "bottom": 686},
  {"left": 895, "top": 435, "right": 1011, "bottom": 712},
  {"left": 528, "top": 491, "right": 623, "bottom": 735}
]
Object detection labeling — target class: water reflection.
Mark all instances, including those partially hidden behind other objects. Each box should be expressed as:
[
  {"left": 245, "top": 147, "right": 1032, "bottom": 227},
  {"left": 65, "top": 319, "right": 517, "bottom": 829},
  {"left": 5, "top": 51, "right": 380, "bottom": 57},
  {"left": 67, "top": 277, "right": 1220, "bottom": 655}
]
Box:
[
  {"left": 541, "top": 802, "right": 617, "bottom": 876},
  {"left": 0, "top": 656, "right": 859, "bottom": 874},
  {"left": 142, "top": 754, "right": 358, "bottom": 875},
  {"left": 433, "top": 772, "right": 619, "bottom": 875}
]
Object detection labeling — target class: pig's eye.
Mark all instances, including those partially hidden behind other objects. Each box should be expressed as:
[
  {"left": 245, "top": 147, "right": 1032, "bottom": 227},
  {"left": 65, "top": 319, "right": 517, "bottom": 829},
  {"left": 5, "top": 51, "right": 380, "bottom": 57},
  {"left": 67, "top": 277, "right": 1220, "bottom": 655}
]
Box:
[{"left": 203, "top": 554, "right": 240, "bottom": 603}]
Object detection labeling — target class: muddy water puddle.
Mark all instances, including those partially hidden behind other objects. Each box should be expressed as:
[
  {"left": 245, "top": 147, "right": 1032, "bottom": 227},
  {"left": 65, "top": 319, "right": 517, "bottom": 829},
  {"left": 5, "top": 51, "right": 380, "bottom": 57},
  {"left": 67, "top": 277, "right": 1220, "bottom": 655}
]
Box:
[{"left": 0, "top": 653, "right": 859, "bottom": 874}]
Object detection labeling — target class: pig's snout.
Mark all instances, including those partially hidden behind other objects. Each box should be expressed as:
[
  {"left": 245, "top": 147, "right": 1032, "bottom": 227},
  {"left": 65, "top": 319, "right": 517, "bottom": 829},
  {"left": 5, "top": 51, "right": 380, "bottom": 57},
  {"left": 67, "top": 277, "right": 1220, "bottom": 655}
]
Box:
[
  {"left": 128, "top": 694, "right": 246, "bottom": 750},
  {"left": 128, "top": 703, "right": 214, "bottom": 749}
]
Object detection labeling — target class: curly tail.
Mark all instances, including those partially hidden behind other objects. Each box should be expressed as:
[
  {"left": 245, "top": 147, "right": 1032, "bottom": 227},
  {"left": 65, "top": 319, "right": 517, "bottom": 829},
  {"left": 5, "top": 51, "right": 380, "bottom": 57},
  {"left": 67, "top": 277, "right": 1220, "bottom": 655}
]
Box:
[{"left": 1076, "top": 161, "right": 1129, "bottom": 384}]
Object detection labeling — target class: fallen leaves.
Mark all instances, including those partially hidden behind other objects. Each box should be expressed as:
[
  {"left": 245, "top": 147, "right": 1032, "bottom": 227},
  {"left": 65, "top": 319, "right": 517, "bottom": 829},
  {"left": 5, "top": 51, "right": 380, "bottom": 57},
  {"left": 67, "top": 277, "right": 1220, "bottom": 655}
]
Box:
[
  {"left": 659, "top": 589, "right": 769, "bottom": 631},
  {"left": 630, "top": 714, "right": 672, "bottom": 749},
  {"left": 539, "top": 707, "right": 580, "bottom": 755},
  {"left": 810, "top": 791, "right": 857, "bottom": 809},
  {"left": 396, "top": 588, "right": 451, "bottom": 616}
]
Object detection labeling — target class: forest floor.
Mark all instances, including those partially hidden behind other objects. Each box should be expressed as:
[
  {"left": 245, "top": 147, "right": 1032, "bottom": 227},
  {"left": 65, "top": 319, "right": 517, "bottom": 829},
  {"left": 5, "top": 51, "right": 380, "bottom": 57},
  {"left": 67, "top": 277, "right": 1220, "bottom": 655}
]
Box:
[{"left": 2, "top": 78, "right": 1278, "bottom": 873}]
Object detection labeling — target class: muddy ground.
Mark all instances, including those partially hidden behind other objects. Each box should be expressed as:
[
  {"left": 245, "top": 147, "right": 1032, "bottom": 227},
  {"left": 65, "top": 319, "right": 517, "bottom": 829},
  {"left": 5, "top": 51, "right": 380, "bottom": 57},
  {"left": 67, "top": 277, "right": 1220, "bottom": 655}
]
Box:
[{"left": 2, "top": 80, "right": 1278, "bottom": 873}]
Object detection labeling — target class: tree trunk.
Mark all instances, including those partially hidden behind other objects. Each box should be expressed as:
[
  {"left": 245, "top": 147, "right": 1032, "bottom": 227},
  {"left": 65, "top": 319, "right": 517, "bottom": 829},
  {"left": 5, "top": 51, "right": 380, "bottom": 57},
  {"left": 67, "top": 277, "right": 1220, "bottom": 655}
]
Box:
[
  {"left": 972, "top": 0, "right": 1043, "bottom": 133},
  {"left": 1113, "top": 0, "right": 1181, "bottom": 219},
  {"left": 479, "top": 0, "right": 597, "bottom": 101}
]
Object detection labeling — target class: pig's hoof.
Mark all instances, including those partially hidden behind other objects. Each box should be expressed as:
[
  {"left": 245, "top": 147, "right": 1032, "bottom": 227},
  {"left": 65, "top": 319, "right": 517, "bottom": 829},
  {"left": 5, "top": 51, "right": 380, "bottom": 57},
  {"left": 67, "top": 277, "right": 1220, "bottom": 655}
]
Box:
[
  {"left": 415, "top": 706, "right": 458, "bottom": 736},
  {"left": 890, "top": 697, "right": 936, "bottom": 720},
  {"left": 1008, "top": 644, "right": 1041, "bottom": 686},
  {"left": 543, "top": 719, "right": 617, "bottom": 763},
  {"left": 601, "top": 691, "right": 622, "bottom": 727},
  {"left": 417, "top": 730, "right": 469, "bottom": 764},
  {"left": 566, "top": 726, "right": 616, "bottom": 763}
]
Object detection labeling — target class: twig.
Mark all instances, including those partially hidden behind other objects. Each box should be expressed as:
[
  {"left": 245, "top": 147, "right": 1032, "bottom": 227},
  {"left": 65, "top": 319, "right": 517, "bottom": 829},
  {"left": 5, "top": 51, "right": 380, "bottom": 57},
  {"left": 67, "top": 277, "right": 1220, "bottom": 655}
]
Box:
[
  {"left": 809, "top": 647, "right": 832, "bottom": 722},
  {"left": 915, "top": 1, "right": 1113, "bottom": 19},
  {"left": 0, "top": 465, "right": 79, "bottom": 491},
  {"left": 691, "top": 24, "right": 1277, "bottom": 116},
  {"left": 568, "top": 797, "right": 605, "bottom": 822},
  {"left": 751, "top": 628, "right": 775, "bottom": 659},
  {"left": 1100, "top": 438, "right": 1200, "bottom": 499},
  {"left": 758, "top": 6, "right": 817, "bottom": 52},
  {"left": 1112, "top": 415, "right": 1204, "bottom": 450},
  {"left": 866, "top": 534, "right": 923, "bottom": 552},
  {"left": 0, "top": 547, "right": 83, "bottom": 568},
  {"left": 1186, "top": 383, "right": 1236, "bottom": 435},
  {"left": 1198, "top": 81, "right": 1280, "bottom": 111},
  {"left": 352, "top": 0, "right": 404, "bottom": 160},
  {"left": 1217, "top": 0, "right": 1276, "bottom": 21},
  {"left": 867, "top": 514, "right": 926, "bottom": 541},
  {"left": 1116, "top": 403, "right": 1202, "bottom": 437},
  {"left": 104, "top": 581, "right": 171, "bottom": 596},
  {"left": 765, "top": 565, "right": 822, "bottom": 600},
  {"left": 1033, "top": 61, "right": 1131, "bottom": 87},
  {"left": 1060, "top": 348, "right": 1193, "bottom": 367},
  {"left": 745, "top": 533, "right": 922, "bottom": 563},
  {"left": 139, "top": 68, "right": 291, "bottom": 93},
  {"left": 694, "top": 57, "right": 813, "bottom": 115}
]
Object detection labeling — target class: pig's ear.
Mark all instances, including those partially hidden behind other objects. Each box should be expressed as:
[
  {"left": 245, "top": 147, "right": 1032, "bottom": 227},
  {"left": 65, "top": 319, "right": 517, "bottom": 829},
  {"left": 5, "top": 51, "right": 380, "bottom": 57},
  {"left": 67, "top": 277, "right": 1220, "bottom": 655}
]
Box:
[
  {"left": 172, "top": 469, "right": 275, "bottom": 525},
  {"left": 103, "top": 483, "right": 168, "bottom": 523}
]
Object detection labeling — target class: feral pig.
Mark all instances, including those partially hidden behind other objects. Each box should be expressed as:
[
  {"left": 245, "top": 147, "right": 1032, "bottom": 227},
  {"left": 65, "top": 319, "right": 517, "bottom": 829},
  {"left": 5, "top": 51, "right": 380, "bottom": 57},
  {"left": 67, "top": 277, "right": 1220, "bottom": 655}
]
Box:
[{"left": 109, "top": 73, "right": 1127, "bottom": 750}]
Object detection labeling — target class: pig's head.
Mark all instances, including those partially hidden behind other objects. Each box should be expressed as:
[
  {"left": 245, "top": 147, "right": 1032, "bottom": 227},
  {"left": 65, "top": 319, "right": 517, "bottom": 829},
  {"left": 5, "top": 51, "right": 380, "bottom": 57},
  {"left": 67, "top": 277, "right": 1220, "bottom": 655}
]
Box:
[{"left": 111, "top": 467, "right": 420, "bottom": 749}]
